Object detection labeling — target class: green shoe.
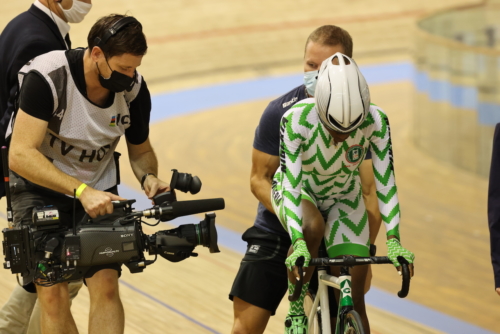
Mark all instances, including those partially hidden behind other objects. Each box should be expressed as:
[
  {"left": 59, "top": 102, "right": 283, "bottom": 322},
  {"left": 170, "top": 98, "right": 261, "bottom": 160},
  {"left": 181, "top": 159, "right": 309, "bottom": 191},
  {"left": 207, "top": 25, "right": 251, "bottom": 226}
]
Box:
[{"left": 284, "top": 314, "right": 308, "bottom": 334}]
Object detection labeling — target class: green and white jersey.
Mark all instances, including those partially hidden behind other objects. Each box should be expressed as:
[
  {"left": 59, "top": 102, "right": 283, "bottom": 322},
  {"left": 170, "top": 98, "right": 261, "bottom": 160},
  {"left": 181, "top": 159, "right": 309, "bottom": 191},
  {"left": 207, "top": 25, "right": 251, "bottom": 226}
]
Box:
[{"left": 273, "top": 98, "right": 400, "bottom": 244}]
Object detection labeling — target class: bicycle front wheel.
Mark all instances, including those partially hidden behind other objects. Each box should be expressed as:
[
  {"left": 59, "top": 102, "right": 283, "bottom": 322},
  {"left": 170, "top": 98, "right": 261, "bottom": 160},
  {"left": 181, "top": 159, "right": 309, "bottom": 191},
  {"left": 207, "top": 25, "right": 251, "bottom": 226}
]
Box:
[{"left": 343, "top": 310, "right": 365, "bottom": 334}]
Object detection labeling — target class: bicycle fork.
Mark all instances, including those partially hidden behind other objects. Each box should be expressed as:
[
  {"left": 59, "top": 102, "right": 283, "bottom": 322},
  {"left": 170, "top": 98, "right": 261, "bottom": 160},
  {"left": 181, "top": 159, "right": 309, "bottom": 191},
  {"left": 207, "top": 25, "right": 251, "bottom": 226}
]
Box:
[
  {"left": 319, "top": 266, "right": 332, "bottom": 334},
  {"left": 336, "top": 266, "right": 354, "bottom": 333}
]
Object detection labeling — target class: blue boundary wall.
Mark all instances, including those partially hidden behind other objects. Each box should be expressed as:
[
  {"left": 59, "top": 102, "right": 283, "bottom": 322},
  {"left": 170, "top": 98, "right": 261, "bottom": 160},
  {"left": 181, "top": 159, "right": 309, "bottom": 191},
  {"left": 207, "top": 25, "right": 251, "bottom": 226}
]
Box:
[
  {"left": 413, "top": 6, "right": 500, "bottom": 177},
  {"left": 149, "top": 62, "right": 413, "bottom": 123},
  {"left": 414, "top": 68, "right": 500, "bottom": 126}
]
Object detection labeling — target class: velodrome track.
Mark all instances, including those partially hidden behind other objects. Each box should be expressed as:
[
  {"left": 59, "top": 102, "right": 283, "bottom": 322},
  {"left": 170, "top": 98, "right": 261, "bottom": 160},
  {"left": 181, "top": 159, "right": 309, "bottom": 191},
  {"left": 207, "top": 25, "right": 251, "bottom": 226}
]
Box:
[{"left": 1, "top": 0, "right": 499, "bottom": 333}]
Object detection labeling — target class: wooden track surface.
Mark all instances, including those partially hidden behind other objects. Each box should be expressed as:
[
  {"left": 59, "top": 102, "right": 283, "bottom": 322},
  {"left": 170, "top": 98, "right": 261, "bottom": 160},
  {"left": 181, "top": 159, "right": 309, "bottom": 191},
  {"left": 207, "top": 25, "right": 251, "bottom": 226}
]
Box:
[
  {"left": 1, "top": 0, "right": 498, "bottom": 333},
  {"left": 121, "top": 82, "right": 499, "bottom": 333}
]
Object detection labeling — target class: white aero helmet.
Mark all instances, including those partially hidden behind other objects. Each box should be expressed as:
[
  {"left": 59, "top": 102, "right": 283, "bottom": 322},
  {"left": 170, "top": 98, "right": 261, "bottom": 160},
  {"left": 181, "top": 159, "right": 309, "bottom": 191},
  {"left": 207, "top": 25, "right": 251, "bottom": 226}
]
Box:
[{"left": 314, "top": 52, "right": 370, "bottom": 133}]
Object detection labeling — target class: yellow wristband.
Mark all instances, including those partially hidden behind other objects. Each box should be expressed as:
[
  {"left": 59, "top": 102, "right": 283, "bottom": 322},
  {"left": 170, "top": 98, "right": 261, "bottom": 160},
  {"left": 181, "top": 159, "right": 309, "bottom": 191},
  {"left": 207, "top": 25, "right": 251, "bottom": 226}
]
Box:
[{"left": 75, "top": 183, "right": 87, "bottom": 198}]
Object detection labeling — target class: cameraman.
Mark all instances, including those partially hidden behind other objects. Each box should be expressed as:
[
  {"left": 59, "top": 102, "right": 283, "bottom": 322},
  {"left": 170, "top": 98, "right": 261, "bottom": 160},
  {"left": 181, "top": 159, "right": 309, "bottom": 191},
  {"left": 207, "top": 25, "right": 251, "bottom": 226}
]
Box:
[
  {"left": 8, "top": 14, "right": 169, "bottom": 334},
  {"left": 0, "top": 1, "right": 93, "bottom": 333}
]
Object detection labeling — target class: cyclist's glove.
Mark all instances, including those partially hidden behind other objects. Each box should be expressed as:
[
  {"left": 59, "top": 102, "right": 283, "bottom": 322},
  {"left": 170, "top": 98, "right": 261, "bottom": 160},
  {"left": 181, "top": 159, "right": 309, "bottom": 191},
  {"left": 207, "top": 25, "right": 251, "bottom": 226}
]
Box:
[
  {"left": 386, "top": 238, "right": 415, "bottom": 267},
  {"left": 285, "top": 239, "right": 311, "bottom": 272}
]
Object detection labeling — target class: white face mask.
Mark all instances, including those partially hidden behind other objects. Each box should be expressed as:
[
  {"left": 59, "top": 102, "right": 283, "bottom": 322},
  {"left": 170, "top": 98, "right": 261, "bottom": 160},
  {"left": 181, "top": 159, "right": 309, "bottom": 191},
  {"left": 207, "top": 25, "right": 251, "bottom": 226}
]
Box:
[
  {"left": 58, "top": 0, "right": 92, "bottom": 24},
  {"left": 304, "top": 70, "right": 319, "bottom": 96}
]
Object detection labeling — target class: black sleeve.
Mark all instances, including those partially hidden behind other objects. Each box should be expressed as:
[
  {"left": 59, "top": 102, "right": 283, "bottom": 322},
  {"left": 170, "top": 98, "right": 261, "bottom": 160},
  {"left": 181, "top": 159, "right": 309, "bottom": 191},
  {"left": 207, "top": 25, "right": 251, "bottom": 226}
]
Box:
[
  {"left": 253, "top": 101, "right": 282, "bottom": 156},
  {"left": 19, "top": 71, "right": 54, "bottom": 121},
  {"left": 365, "top": 148, "right": 372, "bottom": 160},
  {"left": 125, "top": 79, "right": 151, "bottom": 145},
  {"left": 488, "top": 123, "right": 500, "bottom": 289}
]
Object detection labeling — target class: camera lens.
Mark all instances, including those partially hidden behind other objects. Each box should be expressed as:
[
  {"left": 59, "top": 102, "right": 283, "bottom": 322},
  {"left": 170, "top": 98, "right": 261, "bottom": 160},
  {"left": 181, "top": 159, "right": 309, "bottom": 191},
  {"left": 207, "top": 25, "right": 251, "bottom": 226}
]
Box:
[
  {"left": 173, "top": 214, "right": 219, "bottom": 253},
  {"left": 198, "top": 214, "right": 219, "bottom": 253}
]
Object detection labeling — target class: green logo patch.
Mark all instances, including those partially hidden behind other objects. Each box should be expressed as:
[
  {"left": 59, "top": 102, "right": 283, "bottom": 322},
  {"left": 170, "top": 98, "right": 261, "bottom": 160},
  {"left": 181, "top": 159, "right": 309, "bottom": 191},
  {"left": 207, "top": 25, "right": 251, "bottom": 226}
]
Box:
[{"left": 345, "top": 145, "right": 364, "bottom": 163}]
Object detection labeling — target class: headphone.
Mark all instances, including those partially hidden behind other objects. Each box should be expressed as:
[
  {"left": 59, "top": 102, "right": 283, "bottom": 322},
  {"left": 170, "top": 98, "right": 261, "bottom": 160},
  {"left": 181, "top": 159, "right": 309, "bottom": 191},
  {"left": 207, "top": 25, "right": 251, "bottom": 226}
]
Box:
[{"left": 94, "top": 16, "right": 142, "bottom": 51}]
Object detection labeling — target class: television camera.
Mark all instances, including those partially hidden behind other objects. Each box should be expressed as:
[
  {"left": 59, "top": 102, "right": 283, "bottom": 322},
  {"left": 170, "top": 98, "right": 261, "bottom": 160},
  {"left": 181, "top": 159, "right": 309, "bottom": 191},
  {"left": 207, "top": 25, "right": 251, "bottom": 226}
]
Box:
[{"left": 2, "top": 169, "right": 224, "bottom": 287}]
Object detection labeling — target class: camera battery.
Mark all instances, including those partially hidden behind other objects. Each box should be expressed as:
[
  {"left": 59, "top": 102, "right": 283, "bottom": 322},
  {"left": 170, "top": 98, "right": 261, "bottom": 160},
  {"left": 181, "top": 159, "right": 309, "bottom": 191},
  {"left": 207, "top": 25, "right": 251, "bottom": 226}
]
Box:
[
  {"left": 32, "top": 206, "right": 60, "bottom": 228},
  {"left": 2, "top": 228, "right": 26, "bottom": 274}
]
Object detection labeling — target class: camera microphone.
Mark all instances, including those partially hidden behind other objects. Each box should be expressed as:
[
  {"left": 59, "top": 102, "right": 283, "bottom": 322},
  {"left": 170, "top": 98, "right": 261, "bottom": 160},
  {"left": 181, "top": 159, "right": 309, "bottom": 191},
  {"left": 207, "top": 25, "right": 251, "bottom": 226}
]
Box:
[
  {"left": 171, "top": 198, "right": 225, "bottom": 217},
  {"left": 142, "top": 198, "right": 225, "bottom": 222}
]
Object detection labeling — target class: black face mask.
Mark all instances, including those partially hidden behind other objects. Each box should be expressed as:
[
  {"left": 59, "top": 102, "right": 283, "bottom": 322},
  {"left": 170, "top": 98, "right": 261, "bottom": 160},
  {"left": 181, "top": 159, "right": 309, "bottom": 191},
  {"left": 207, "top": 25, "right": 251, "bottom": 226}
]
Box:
[{"left": 96, "top": 59, "right": 135, "bottom": 93}]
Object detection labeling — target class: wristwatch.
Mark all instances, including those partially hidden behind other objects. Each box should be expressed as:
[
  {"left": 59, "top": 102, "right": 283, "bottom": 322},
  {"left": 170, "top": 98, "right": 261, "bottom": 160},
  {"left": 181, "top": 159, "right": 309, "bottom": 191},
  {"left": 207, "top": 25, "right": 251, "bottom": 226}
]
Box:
[{"left": 141, "top": 173, "right": 156, "bottom": 190}]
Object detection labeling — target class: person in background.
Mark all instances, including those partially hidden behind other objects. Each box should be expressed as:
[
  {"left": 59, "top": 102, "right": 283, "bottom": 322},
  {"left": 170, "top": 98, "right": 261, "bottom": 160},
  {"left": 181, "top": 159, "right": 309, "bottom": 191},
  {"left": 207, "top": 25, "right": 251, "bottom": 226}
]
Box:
[
  {"left": 488, "top": 123, "right": 500, "bottom": 297},
  {"left": 0, "top": 1, "right": 92, "bottom": 333}
]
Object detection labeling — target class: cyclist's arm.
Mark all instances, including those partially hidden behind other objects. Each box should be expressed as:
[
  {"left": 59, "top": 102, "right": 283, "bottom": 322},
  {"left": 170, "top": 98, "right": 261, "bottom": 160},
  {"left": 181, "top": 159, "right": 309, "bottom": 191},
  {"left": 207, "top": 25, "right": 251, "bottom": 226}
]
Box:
[
  {"left": 368, "top": 108, "right": 400, "bottom": 240},
  {"left": 250, "top": 148, "right": 279, "bottom": 214},
  {"left": 359, "top": 159, "right": 382, "bottom": 244},
  {"left": 279, "top": 112, "right": 305, "bottom": 243}
]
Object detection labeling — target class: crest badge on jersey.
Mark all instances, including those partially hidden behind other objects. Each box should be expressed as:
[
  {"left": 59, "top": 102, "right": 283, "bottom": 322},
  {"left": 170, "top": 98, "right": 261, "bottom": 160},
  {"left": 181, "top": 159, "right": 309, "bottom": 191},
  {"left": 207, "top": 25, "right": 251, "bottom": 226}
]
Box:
[
  {"left": 109, "top": 116, "right": 116, "bottom": 127},
  {"left": 346, "top": 145, "right": 364, "bottom": 164}
]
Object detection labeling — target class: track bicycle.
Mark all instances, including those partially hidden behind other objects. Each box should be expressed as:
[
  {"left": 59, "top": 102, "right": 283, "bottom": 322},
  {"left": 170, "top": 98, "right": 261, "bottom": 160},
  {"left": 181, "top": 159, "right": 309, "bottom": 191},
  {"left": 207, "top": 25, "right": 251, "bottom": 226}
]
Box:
[{"left": 289, "top": 250, "right": 411, "bottom": 334}]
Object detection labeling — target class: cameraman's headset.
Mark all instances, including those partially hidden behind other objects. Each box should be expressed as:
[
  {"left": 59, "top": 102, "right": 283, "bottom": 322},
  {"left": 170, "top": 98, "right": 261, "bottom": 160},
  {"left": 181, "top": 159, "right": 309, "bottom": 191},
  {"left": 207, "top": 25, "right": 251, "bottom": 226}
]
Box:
[
  {"left": 94, "top": 16, "right": 142, "bottom": 52},
  {"left": 93, "top": 16, "right": 142, "bottom": 184}
]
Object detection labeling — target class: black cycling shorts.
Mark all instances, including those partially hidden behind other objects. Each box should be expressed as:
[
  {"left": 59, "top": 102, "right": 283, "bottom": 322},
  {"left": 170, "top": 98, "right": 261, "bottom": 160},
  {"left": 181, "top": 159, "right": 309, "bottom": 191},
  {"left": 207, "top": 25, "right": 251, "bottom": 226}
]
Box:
[{"left": 229, "top": 226, "right": 338, "bottom": 315}]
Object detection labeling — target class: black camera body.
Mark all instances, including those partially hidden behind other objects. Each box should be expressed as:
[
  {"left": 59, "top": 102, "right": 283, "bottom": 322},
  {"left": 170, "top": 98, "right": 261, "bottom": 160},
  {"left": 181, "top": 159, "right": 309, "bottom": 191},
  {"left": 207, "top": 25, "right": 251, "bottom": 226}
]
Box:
[{"left": 2, "top": 171, "right": 224, "bottom": 286}]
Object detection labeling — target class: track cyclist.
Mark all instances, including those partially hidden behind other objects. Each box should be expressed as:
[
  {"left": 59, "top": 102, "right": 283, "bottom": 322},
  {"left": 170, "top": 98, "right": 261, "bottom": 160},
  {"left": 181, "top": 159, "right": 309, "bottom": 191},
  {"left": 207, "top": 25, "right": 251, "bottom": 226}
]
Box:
[
  {"left": 230, "top": 26, "right": 384, "bottom": 334},
  {"left": 272, "top": 53, "right": 415, "bottom": 334}
]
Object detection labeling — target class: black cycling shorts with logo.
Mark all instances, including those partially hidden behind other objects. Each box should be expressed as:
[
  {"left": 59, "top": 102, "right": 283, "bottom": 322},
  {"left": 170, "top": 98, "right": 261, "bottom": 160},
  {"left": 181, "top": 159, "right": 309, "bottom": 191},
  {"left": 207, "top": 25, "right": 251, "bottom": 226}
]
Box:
[{"left": 229, "top": 226, "right": 338, "bottom": 315}]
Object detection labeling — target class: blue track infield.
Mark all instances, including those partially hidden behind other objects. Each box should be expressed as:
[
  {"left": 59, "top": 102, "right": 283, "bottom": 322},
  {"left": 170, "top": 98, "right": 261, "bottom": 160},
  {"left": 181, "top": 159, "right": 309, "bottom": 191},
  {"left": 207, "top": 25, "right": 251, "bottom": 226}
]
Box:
[{"left": 149, "top": 62, "right": 413, "bottom": 123}]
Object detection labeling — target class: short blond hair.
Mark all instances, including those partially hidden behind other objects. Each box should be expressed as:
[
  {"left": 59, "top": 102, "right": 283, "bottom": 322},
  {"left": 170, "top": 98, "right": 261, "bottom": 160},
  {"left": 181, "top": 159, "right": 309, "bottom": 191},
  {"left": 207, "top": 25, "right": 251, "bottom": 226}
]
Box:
[{"left": 305, "top": 25, "right": 353, "bottom": 57}]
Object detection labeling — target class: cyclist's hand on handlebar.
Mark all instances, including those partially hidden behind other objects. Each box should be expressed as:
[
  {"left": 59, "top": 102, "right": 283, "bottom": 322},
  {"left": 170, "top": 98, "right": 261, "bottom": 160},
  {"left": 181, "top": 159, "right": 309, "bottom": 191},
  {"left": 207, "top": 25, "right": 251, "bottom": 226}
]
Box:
[
  {"left": 285, "top": 239, "right": 311, "bottom": 280},
  {"left": 143, "top": 175, "right": 170, "bottom": 199},
  {"left": 79, "top": 187, "right": 126, "bottom": 218},
  {"left": 386, "top": 238, "right": 415, "bottom": 277}
]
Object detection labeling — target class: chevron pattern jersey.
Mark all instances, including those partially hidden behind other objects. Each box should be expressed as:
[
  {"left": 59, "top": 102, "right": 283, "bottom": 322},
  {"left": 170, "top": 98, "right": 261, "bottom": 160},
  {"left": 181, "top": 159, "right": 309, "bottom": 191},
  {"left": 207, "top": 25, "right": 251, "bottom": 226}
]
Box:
[{"left": 271, "top": 98, "right": 400, "bottom": 254}]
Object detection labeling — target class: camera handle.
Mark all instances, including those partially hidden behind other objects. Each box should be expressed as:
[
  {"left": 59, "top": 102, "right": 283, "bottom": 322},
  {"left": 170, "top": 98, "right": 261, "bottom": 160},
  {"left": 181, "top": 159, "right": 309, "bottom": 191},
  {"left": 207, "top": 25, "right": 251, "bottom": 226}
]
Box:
[
  {"left": 152, "top": 192, "right": 176, "bottom": 205},
  {"left": 111, "top": 199, "right": 136, "bottom": 213}
]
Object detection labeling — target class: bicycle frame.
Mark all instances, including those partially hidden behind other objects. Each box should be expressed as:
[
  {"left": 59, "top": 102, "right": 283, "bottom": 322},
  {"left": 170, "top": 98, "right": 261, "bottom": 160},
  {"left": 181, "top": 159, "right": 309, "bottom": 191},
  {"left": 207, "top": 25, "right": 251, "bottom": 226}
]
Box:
[
  {"left": 307, "top": 265, "right": 354, "bottom": 333},
  {"left": 290, "top": 255, "right": 410, "bottom": 334}
]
